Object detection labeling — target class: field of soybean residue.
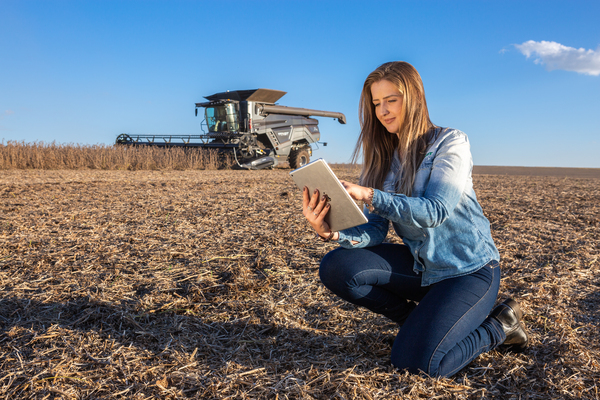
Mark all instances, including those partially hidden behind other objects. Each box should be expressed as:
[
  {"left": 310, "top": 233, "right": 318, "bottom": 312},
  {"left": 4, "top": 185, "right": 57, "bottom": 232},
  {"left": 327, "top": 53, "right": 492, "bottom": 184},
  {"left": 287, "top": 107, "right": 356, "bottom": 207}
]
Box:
[{"left": 1, "top": 167, "right": 599, "bottom": 399}]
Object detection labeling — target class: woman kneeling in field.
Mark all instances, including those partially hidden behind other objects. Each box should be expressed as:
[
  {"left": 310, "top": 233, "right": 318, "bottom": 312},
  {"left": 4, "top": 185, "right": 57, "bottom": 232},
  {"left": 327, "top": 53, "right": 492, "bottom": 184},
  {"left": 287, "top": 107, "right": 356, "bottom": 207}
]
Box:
[{"left": 301, "top": 61, "right": 528, "bottom": 378}]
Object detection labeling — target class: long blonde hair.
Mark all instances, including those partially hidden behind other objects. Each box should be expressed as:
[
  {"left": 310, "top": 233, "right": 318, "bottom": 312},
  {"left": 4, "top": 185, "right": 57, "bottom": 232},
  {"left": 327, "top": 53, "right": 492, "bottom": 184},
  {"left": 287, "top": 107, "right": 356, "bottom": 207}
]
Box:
[{"left": 352, "top": 61, "right": 437, "bottom": 196}]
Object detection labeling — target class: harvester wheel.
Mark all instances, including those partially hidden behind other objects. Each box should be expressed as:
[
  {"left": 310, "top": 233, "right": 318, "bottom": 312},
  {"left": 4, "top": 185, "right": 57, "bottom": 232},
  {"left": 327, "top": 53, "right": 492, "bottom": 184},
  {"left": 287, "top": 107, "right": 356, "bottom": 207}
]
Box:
[
  {"left": 289, "top": 147, "right": 310, "bottom": 169},
  {"left": 116, "top": 134, "right": 133, "bottom": 145},
  {"left": 239, "top": 134, "right": 256, "bottom": 158}
]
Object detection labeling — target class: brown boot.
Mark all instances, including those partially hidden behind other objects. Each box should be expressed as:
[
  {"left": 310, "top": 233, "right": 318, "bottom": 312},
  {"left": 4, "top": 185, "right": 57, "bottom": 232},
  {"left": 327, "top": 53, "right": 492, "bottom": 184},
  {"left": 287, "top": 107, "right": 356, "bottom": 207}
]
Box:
[{"left": 489, "top": 298, "right": 528, "bottom": 352}]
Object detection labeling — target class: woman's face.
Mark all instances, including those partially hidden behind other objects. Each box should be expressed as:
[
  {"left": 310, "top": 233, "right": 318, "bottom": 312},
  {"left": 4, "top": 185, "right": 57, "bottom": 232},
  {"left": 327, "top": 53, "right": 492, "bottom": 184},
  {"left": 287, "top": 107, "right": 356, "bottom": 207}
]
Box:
[{"left": 371, "top": 79, "right": 403, "bottom": 135}]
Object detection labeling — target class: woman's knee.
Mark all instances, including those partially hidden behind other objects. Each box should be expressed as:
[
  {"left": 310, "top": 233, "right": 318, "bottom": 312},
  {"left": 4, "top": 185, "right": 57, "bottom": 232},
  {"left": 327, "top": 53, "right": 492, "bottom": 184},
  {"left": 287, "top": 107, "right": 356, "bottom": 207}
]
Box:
[
  {"left": 319, "top": 248, "right": 350, "bottom": 290},
  {"left": 390, "top": 326, "right": 439, "bottom": 377},
  {"left": 390, "top": 351, "right": 432, "bottom": 376},
  {"left": 319, "top": 247, "right": 377, "bottom": 299}
]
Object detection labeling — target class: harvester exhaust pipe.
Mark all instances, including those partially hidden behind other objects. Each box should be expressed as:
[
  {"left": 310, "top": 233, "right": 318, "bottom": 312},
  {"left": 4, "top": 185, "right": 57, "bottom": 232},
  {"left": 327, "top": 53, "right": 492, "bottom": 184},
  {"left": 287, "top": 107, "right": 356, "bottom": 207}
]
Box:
[{"left": 259, "top": 105, "right": 346, "bottom": 124}]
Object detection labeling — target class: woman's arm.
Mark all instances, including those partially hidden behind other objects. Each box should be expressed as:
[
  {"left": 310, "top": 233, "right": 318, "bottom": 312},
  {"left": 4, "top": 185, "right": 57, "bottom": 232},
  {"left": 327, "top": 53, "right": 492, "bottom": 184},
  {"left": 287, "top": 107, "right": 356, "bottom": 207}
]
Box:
[
  {"left": 343, "top": 131, "right": 473, "bottom": 229},
  {"left": 336, "top": 208, "right": 390, "bottom": 248},
  {"left": 301, "top": 186, "right": 389, "bottom": 248},
  {"left": 375, "top": 132, "right": 472, "bottom": 228}
]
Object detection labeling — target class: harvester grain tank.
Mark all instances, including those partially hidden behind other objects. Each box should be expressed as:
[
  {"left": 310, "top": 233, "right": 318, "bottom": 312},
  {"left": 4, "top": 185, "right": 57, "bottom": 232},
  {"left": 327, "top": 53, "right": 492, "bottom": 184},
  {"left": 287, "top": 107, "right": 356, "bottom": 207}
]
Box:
[{"left": 116, "top": 89, "right": 346, "bottom": 169}]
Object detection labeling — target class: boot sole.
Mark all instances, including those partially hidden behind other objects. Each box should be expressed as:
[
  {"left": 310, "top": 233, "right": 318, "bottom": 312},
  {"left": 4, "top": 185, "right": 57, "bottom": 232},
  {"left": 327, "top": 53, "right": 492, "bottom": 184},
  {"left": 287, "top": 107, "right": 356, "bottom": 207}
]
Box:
[{"left": 505, "top": 341, "right": 528, "bottom": 353}]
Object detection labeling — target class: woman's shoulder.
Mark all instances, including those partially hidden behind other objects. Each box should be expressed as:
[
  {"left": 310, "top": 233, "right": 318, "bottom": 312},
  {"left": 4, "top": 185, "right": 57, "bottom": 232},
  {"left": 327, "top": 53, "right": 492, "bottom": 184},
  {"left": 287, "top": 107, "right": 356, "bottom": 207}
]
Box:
[
  {"left": 434, "top": 127, "right": 468, "bottom": 142},
  {"left": 427, "top": 127, "right": 471, "bottom": 157}
]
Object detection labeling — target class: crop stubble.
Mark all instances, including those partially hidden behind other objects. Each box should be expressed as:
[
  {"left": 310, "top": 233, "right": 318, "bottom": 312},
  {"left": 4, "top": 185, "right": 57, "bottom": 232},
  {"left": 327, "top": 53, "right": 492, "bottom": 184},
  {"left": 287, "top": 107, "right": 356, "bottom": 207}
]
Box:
[{"left": 0, "top": 168, "right": 599, "bottom": 399}]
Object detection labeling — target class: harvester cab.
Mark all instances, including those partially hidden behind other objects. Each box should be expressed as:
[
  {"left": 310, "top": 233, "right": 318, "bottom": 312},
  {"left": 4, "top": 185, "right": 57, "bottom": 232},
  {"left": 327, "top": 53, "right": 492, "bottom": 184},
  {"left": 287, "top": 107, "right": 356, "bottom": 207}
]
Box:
[{"left": 117, "top": 89, "right": 346, "bottom": 170}]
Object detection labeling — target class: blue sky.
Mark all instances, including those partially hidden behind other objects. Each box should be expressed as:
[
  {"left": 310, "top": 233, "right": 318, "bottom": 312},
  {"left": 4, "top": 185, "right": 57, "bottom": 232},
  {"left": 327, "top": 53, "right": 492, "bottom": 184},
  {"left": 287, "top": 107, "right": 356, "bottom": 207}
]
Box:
[{"left": 1, "top": 0, "right": 599, "bottom": 167}]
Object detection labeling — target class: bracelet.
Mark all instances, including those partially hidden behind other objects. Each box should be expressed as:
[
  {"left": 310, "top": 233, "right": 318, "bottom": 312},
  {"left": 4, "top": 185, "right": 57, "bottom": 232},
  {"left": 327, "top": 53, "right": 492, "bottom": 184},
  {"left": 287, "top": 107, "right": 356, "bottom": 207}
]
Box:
[
  {"left": 364, "top": 187, "right": 375, "bottom": 212},
  {"left": 319, "top": 231, "right": 335, "bottom": 242}
]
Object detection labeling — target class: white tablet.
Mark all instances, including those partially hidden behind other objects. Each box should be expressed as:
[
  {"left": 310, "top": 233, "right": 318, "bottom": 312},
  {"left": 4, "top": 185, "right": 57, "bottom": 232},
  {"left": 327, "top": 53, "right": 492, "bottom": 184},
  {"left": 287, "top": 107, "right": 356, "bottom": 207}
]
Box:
[{"left": 290, "top": 159, "right": 368, "bottom": 231}]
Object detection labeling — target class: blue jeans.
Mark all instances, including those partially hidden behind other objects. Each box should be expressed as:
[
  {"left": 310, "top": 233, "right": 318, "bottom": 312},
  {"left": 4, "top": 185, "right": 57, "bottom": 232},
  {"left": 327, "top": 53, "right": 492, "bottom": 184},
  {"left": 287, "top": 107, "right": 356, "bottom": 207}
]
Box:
[{"left": 319, "top": 244, "right": 506, "bottom": 378}]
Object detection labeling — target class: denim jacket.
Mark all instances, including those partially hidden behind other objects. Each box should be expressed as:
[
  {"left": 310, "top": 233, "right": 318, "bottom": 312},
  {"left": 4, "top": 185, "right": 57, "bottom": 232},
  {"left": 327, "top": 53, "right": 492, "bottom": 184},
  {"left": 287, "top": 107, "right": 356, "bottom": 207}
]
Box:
[{"left": 337, "top": 128, "right": 500, "bottom": 286}]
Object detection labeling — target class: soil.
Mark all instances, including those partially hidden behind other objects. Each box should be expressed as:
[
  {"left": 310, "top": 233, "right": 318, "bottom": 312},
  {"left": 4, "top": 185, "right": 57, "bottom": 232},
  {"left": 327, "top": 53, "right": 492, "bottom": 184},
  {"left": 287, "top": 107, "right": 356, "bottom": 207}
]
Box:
[
  {"left": 1, "top": 168, "right": 599, "bottom": 399},
  {"left": 473, "top": 166, "right": 600, "bottom": 179}
]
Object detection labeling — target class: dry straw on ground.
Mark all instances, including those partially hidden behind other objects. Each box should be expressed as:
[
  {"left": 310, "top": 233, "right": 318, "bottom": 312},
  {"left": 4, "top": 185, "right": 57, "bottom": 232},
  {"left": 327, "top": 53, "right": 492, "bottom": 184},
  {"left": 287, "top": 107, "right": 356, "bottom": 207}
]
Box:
[{"left": 1, "top": 165, "right": 599, "bottom": 399}]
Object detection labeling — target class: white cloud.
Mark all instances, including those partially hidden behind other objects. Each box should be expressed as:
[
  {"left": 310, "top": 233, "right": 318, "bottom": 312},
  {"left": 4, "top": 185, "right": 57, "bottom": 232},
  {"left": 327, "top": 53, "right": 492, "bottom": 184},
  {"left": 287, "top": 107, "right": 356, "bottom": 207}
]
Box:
[{"left": 514, "top": 40, "right": 600, "bottom": 76}]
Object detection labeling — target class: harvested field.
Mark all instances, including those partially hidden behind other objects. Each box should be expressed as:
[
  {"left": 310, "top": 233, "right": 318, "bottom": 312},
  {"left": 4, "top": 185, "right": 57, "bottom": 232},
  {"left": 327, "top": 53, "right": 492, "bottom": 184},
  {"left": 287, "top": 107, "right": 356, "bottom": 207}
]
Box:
[
  {"left": 1, "top": 168, "right": 599, "bottom": 399},
  {"left": 473, "top": 166, "right": 600, "bottom": 179}
]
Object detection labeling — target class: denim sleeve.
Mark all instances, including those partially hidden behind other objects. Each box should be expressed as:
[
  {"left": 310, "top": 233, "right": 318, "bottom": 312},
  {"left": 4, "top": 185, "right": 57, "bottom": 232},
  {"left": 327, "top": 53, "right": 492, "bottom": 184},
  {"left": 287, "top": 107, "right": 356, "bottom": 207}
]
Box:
[
  {"left": 336, "top": 206, "right": 390, "bottom": 248},
  {"left": 371, "top": 132, "right": 472, "bottom": 228}
]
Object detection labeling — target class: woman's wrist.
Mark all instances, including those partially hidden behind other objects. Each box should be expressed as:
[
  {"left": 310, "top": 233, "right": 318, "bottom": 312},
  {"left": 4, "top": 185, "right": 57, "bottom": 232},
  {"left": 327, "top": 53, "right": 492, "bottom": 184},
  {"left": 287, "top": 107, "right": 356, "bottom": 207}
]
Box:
[
  {"left": 364, "top": 187, "right": 375, "bottom": 212},
  {"left": 319, "top": 230, "right": 339, "bottom": 242},
  {"left": 364, "top": 187, "right": 374, "bottom": 203}
]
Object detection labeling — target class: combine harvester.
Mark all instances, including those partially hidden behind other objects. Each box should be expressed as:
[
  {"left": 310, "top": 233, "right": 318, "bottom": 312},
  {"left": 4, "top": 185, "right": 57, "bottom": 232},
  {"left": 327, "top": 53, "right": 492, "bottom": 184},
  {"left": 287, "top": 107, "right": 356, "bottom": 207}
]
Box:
[{"left": 116, "top": 89, "right": 346, "bottom": 169}]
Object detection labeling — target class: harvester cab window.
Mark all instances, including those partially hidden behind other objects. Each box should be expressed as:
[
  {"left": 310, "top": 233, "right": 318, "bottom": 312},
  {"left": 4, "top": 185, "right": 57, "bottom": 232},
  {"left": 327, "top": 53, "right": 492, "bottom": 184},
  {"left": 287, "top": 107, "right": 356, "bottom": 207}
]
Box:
[{"left": 205, "top": 103, "right": 239, "bottom": 132}]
